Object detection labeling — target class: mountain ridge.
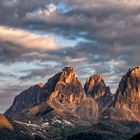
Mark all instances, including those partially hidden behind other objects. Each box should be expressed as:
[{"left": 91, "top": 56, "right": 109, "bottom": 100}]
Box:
[{"left": 3, "top": 66, "right": 140, "bottom": 140}]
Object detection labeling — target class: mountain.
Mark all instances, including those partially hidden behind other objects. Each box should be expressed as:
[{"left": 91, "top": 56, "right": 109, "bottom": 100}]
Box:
[
  {"left": 108, "top": 67, "right": 140, "bottom": 121},
  {"left": 5, "top": 67, "right": 104, "bottom": 123},
  {"left": 84, "top": 74, "right": 111, "bottom": 100},
  {"left": 84, "top": 74, "right": 112, "bottom": 119},
  {"left": 5, "top": 71, "right": 61, "bottom": 119},
  {"left": 3, "top": 66, "right": 140, "bottom": 139}
]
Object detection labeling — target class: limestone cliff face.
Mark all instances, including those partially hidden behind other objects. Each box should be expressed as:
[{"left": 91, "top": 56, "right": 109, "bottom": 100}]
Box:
[
  {"left": 48, "top": 67, "right": 86, "bottom": 111},
  {"left": 110, "top": 67, "right": 140, "bottom": 121},
  {"left": 84, "top": 74, "right": 112, "bottom": 104},
  {"left": 47, "top": 67, "right": 103, "bottom": 122},
  {"left": 84, "top": 74, "right": 112, "bottom": 120},
  {"left": 114, "top": 67, "right": 140, "bottom": 110}
]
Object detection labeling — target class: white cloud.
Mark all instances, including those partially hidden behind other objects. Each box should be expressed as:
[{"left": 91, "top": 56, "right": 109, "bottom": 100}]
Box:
[{"left": 0, "top": 26, "right": 61, "bottom": 50}]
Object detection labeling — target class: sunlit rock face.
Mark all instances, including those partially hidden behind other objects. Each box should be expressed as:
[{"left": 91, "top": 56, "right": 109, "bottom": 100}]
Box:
[
  {"left": 84, "top": 74, "right": 112, "bottom": 120},
  {"left": 48, "top": 67, "right": 86, "bottom": 111},
  {"left": 114, "top": 67, "right": 140, "bottom": 109},
  {"left": 84, "top": 74, "right": 111, "bottom": 102},
  {"left": 110, "top": 66, "right": 140, "bottom": 121},
  {"left": 47, "top": 67, "right": 100, "bottom": 122},
  {"left": 0, "top": 113, "right": 13, "bottom": 130},
  {"left": 5, "top": 67, "right": 101, "bottom": 122}
]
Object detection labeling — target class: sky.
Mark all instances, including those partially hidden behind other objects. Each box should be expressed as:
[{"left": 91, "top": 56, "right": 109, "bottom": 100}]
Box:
[{"left": 0, "top": 0, "right": 140, "bottom": 112}]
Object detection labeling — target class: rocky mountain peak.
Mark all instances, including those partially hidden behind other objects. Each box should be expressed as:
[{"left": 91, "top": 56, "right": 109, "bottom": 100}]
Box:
[
  {"left": 129, "top": 66, "right": 140, "bottom": 77},
  {"left": 48, "top": 67, "right": 86, "bottom": 112},
  {"left": 114, "top": 66, "right": 140, "bottom": 105},
  {"left": 84, "top": 74, "right": 111, "bottom": 102},
  {"left": 62, "top": 66, "right": 76, "bottom": 75},
  {"left": 5, "top": 67, "right": 86, "bottom": 119},
  {"left": 111, "top": 66, "right": 140, "bottom": 120},
  {"left": 90, "top": 74, "right": 104, "bottom": 83},
  {"left": 36, "top": 82, "right": 45, "bottom": 88},
  {"left": 59, "top": 67, "right": 78, "bottom": 84}
]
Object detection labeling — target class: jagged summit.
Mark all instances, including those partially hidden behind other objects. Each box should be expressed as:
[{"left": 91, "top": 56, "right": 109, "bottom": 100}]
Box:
[
  {"left": 84, "top": 74, "right": 112, "bottom": 120},
  {"left": 84, "top": 74, "right": 111, "bottom": 101},
  {"left": 108, "top": 66, "right": 140, "bottom": 121},
  {"left": 36, "top": 82, "right": 45, "bottom": 88},
  {"left": 62, "top": 66, "right": 76, "bottom": 75},
  {"left": 87, "top": 74, "right": 104, "bottom": 84},
  {"left": 58, "top": 66, "right": 78, "bottom": 84},
  {"left": 114, "top": 66, "right": 140, "bottom": 107},
  {"left": 127, "top": 66, "right": 140, "bottom": 77},
  {"left": 48, "top": 66, "right": 85, "bottom": 112}
]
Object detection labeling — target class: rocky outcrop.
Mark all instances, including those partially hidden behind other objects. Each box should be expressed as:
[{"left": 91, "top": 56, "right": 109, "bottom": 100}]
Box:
[
  {"left": 109, "top": 66, "right": 140, "bottom": 121},
  {"left": 114, "top": 67, "right": 140, "bottom": 109},
  {"left": 0, "top": 113, "right": 13, "bottom": 130},
  {"left": 75, "top": 97, "right": 98, "bottom": 122},
  {"left": 84, "top": 74, "right": 111, "bottom": 102},
  {"left": 84, "top": 74, "right": 112, "bottom": 120},
  {"left": 0, "top": 113, "right": 33, "bottom": 140},
  {"left": 48, "top": 67, "right": 86, "bottom": 112}
]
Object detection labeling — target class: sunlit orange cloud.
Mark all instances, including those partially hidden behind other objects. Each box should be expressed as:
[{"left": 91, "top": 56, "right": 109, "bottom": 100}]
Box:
[{"left": 0, "top": 26, "right": 62, "bottom": 51}]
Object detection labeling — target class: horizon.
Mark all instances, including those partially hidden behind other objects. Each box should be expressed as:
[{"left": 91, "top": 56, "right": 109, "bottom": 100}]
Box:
[{"left": 0, "top": 0, "right": 140, "bottom": 112}]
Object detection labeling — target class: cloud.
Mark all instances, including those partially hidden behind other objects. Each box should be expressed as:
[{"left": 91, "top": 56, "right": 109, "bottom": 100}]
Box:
[
  {"left": 0, "top": 26, "right": 66, "bottom": 63},
  {"left": 0, "top": 26, "right": 60, "bottom": 50}
]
